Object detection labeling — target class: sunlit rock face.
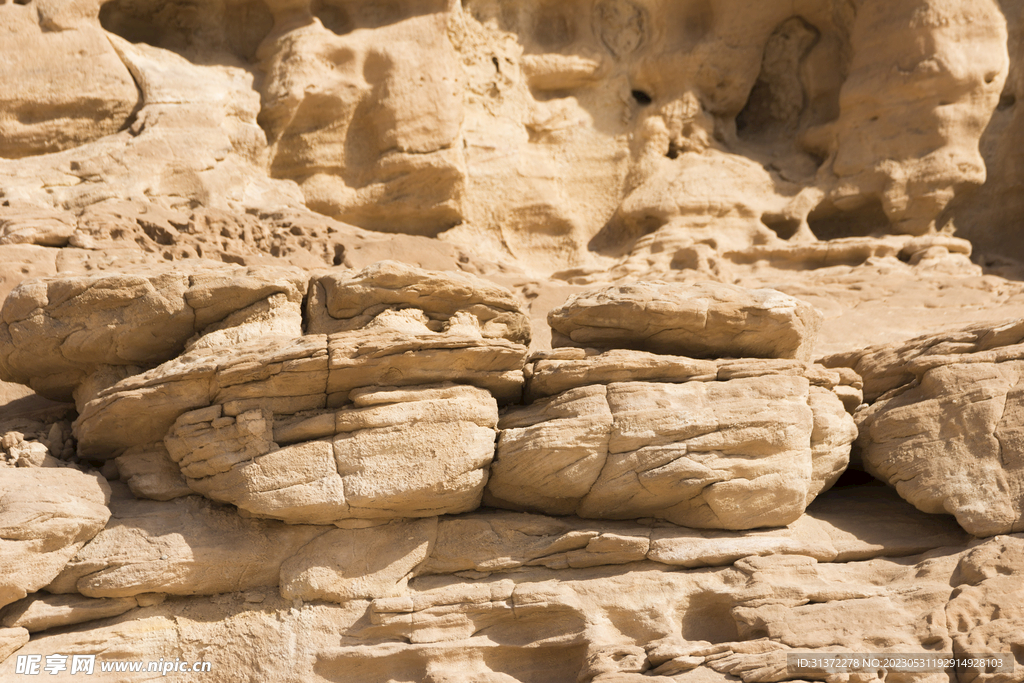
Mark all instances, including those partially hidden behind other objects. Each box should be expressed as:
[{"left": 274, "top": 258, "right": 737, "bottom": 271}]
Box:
[
  {"left": 250, "top": 0, "right": 1009, "bottom": 267},
  {"left": 0, "top": 0, "right": 1010, "bottom": 273},
  {"left": 5, "top": 4, "right": 1024, "bottom": 680}
]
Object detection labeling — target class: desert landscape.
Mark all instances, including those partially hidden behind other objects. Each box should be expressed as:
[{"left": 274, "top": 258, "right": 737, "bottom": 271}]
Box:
[{"left": 2, "top": 0, "right": 1024, "bottom": 681}]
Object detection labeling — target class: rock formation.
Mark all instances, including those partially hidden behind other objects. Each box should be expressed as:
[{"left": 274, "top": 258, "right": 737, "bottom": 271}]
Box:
[{"left": 3, "top": 0, "right": 1024, "bottom": 681}]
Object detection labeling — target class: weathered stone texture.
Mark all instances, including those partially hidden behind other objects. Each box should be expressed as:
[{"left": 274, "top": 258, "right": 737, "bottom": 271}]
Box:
[
  {"left": 2, "top": 0, "right": 1024, "bottom": 679},
  {"left": 487, "top": 376, "right": 854, "bottom": 529},
  {"left": 836, "top": 319, "right": 1024, "bottom": 536}
]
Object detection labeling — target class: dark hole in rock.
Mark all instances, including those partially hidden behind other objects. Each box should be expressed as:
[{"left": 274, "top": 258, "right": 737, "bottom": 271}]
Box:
[
  {"left": 761, "top": 213, "right": 801, "bottom": 240},
  {"left": 736, "top": 16, "right": 819, "bottom": 140},
  {"left": 831, "top": 467, "right": 883, "bottom": 489},
  {"left": 631, "top": 90, "right": 652, "bottom": 105},
  {"left": 313, "top": 0, "right": 354, "bottom": 35},
  {"left": 100, "top": 0, "right": 273, "bottom": 60},
  {"left": 807, "top": 197, "right": 890, "bottom": 240}
]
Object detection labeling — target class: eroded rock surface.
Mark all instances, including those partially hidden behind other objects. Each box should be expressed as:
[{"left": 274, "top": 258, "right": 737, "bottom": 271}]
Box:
[
  {"left": 487, "top": 375, "right": 853, "bottom": 529},
  {"left": 833, "top": 319, "right": 1024, "bottom": 536},
  {"left": 0, "top": 262, "right": 308, "bottom": 402},
  {"left": 47, "top": 490, "right": 327, "bottom": 599},
  {"left": 487, "top": 290, "right": 854, "bottom": 530},
  {"left": 169, "top": 385, "right": 498, "bottom": 523},
  {"left": 1, "top": 0, "right": 1024, "bottom": 679},
  {"left": 307, "top": 260, "right": 531, "bottom": 344}
]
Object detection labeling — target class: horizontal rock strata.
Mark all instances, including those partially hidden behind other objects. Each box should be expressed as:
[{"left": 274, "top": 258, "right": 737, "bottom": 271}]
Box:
[
  {"left": 0, "top": 263, "right": 308, "bottom": 402},
  {"left": 1, "top": 0, "right": 1023, "bottom": 676},
  {"left": 37, "top": 484, "right": 967, "bottom": 606}
]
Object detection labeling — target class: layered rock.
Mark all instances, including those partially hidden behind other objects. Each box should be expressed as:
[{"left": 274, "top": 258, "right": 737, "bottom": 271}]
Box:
[
  {"left": 488, "top": 283, "right": 853, "bottom": 530},
  {"left": 47, "top": 491, "right": 328, "bottom": 599},
  {"left": 0, "top": 594, "right": 139, "bottom": 634},
  {"left": 0, "top": 262, "right": 309, "bottom": 403},
  {"left": 2, "top": 0, "right": 1024, "bottom": 678},
  {"left": 830, "top": 319, "right": 1024, "bottom": 536},
  {"left": 166, "top": 384, "right": 498, "bottom": 523},
  {"left": 422, "top": 485, "right": 969, "bottom": 575},
  {"left": 0, "top": 263, "right": 519, "bottom": 528},
  {"left": 823, "top": 317, "right": 1024, "bottom": 402},
  {"left": 307, "top": 260, "right": 531, "bottom": 344}
]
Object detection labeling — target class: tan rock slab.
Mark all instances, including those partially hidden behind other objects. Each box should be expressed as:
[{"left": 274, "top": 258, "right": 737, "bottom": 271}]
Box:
[
  {"left": 0, "top": 263, "right": 308, "bottom": 402},
  {"left": 308, "top": 260, "right": 531, "bottom": 345},
  {"left": 326, "top": 331, "right": 527, "bottom": 405},
  {"left": 526, "top": 348, "right": 861, "bottom": 406},
  {"left": 0, "top": 210, "right": 76, "bottom": 248},
  {"left": 0, "top": 594, "right": 137, "bottom": 633},
  {"left": 548, "top": 282, "right": 823, "bottom": 361},
  {"left": 165, "top": 385, "right": 497, "bottom": 523},
  {"left": 419, "top": 486, "right": 967, "bottom": 575},
  {"left": 47, "top": 492, "right": 327, "bottom": 599},
  {"left": 75, "top": 330, "right": 525, "bottom": 459},
  {"left": 822, "top": 317, "right": 1024, "bottom": 403}
]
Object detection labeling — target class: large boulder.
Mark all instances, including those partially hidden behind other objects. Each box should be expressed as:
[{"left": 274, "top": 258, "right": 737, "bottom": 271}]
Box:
[
  {"left": 857, "top": 359, "right": 1024, "bottom": 536},
  {"left": 838, "top": 318, "right": 1024, "bottom": 536},
  {"left": 166, "top": 385, "right": 498, "bottom": 523},
  {"left": 486, "top": 368, "right": 855, "bottom": 530},
  {"left": 0, "top": 468, "right": 110, "bottom": 609}
]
